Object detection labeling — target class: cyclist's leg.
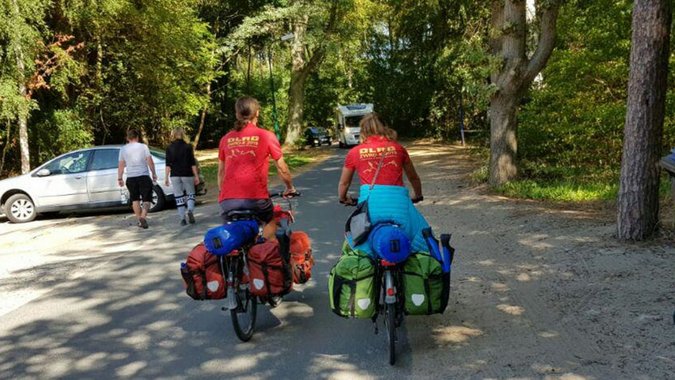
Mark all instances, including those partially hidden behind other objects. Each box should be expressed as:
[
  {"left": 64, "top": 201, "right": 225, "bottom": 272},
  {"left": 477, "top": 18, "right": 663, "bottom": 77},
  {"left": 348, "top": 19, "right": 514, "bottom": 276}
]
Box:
[{"left": 257, "top": 199, "right": 276, "bottom": 240}]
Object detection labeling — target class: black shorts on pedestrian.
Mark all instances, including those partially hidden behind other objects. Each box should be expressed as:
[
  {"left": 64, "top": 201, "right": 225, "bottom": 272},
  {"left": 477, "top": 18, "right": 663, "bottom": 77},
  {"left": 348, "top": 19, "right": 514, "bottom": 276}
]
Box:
[
  {"left": 219, "top": 198, "right": 274, "bottom": 223},
  {"left": 126, "top": 176, "right": 153, "bottom": 202}
]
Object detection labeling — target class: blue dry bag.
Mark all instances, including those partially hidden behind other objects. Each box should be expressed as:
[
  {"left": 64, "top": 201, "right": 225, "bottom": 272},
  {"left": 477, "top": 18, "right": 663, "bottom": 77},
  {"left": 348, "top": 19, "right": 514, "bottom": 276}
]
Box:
[
  {"left": 204, "top": 221, "right": 259, "bottom": 256},
  {"left": 370, "top": 224, "right": 412, "bottom": 264}
]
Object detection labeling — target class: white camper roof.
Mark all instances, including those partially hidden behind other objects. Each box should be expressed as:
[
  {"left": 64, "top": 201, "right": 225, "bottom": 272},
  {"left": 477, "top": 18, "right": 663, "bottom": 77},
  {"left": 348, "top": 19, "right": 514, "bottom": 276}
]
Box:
[{"left": 337, "top": 103, "right": 374, "bottom": 117}]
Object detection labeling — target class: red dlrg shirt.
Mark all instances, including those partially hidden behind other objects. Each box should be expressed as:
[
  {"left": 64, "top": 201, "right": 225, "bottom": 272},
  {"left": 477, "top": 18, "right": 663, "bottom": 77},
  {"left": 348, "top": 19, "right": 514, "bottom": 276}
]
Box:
[
  {"left": 218, "top": 123, "right": 283, "bottom": 201},
  {"left": 344, "top": 136, "right": 410, "bottom": 186}
]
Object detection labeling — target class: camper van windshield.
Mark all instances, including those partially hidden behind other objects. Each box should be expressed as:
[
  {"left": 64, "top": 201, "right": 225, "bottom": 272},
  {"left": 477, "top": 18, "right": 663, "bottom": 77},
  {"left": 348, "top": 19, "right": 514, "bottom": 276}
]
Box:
[{"left": 345, "top": 116, "right": 363, "bottom": 128}]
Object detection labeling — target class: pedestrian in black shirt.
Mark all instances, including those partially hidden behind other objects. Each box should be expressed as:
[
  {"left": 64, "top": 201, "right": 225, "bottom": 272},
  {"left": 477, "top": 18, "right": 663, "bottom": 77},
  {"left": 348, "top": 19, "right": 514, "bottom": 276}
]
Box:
[{"left": 165, "top": 128, "right": 200, "bottom": 225}]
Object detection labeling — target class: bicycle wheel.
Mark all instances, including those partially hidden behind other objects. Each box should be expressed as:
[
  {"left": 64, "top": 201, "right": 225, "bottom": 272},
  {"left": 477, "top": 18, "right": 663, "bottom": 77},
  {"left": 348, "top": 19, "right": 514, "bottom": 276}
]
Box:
[
  {"left": 231, "top": 283, "right": 257, "bottom": 342},
  {"left": 385, "top": 303, "right": 397, "bottom": 365}
]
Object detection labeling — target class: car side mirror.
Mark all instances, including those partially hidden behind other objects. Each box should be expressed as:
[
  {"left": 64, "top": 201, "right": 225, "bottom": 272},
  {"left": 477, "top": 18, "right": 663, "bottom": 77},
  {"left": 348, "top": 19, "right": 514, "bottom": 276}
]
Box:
[{"left": 36, "top": 168, "right": 51, "bottom": 177}]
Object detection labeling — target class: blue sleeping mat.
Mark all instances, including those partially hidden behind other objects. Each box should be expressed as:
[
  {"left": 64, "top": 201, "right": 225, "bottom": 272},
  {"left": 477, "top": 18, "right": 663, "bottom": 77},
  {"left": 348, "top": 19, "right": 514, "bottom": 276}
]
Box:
[{"left": 351, "top": 184, "right": 430, "bottom": 256}]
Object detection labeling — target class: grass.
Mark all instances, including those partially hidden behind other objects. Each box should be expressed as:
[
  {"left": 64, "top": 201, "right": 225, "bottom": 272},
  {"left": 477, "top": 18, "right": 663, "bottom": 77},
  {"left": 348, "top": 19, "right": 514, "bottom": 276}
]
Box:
[
  {"left": 469, "top": 146, "right": 673, "bottom": 203},
  {"left": 197, "top": 150, "right": 316, "bottom": 188}
]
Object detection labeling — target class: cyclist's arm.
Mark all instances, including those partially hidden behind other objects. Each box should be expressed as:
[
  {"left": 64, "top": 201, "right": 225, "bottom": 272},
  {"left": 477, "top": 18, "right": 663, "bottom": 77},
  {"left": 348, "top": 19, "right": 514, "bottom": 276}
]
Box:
[
  {"left": 274, "top": 157, "right": 294, "bottom": 192},
  {"left": 338, "top": 166, "right": 355, "bottom": 203},
  {"left": 403, "top": 159, "right": 422, "bottom": 199}
]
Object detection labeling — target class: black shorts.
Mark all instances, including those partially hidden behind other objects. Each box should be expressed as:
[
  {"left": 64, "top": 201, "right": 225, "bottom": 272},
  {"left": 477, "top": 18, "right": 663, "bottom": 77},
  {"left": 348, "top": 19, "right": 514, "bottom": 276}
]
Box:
[
  {"left": 219, "top": 198, "right": 274, "bottom": 223},
  {"left": 126, "top": 176, "right": 153, "bottom": 202}
]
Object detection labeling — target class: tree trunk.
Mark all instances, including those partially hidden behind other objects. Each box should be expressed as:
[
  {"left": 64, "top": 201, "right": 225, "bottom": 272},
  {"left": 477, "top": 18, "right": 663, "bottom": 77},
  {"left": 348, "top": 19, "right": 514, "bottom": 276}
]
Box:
[
  {"left": 489, "top": 93, "right": 519, "bottom": 185},
  {"left": 488, "top": 0, "right": 560, "bottom": 186},
  {"left": 193, "top": 82, "right": 211, "bottom": 150},
  {"left": 617, "top": 0, "right": 672, "bottom": 240},
  {"left": 284, "top": 14, "right": 309, "bottom": 147},
  {"left": 286, "top": 71, "right": 307, "bottom": 147},
  {"left": 11, "top": 0, "right": 30, "bottom": 174}
]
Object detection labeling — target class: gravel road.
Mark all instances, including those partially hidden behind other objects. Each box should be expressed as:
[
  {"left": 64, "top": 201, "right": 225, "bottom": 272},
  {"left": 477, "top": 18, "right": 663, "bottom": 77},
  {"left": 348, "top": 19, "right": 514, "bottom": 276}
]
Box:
[{"left": 0, "top": 142, "right": 672, "bottom": 379}]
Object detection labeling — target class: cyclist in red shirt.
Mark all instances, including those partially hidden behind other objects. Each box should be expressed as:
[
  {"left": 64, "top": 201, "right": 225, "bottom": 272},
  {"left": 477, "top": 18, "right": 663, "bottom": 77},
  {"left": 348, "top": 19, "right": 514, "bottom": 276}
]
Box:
[
  {"left": 338, "top": 113, "right": 422, "bottom": 204},
  {"left": 218, "top": 97, "right": 296, "bottom": 240}
]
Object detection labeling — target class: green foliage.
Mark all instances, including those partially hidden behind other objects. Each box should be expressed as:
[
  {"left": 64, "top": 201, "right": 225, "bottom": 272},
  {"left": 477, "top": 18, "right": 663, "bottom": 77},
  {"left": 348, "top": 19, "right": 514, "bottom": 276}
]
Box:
[
  {"left": 504, "top": 0, "right": 675, "bottom": 202},
  {"left": 31, "top": 109, "right": 93, "bottom": 163},
  {"left": 519, "top": 0, "right": 633, "bottom": 178}
]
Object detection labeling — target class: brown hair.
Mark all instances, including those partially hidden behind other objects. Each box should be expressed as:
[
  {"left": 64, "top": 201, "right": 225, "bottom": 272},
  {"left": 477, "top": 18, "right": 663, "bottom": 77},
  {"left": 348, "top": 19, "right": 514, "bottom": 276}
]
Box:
[
  {"left": 127, "top": 128, "right": 141, "bottom": 141},
  {"left": 234, "top": 96, "right": 260, "bottom": 131},
  {"left": 359, "top": 112, "right": 397, "bottom": 141}
]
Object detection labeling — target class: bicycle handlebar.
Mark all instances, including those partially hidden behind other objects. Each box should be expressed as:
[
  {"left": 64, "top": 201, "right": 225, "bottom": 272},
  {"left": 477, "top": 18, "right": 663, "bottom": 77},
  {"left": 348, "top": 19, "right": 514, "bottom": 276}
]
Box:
[
  {"left": 340, "top": 195, "right": 423, "bottom": 206},
  {"left": 269, "top": 191, "right": 302, "bottom": 199}
]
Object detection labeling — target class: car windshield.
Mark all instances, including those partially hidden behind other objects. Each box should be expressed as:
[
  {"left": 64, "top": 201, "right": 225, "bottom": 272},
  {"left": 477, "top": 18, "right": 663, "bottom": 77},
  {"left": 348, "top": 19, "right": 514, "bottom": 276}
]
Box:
[{"left": 345, "top": 116, "right": 363, "bottom": 128}]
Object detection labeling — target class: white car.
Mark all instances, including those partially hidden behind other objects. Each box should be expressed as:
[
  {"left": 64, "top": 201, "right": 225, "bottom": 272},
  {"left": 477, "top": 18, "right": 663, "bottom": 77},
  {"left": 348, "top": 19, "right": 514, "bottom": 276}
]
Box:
[{"left": 0, "top": 145, "right": 206, "bottom": 223}]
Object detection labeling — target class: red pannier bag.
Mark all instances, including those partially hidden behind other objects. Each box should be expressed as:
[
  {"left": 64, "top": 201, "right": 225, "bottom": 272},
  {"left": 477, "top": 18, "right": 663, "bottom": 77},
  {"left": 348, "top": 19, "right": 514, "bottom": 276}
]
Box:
[
  {"left": 290, "top": 231, "right": 314, "bottom": 284},
  {"left": 247, "top": 239, "right": 293, "bottom": 297},
  {"left": 180, "top": 243, "right": 226, "bottom": 300}
]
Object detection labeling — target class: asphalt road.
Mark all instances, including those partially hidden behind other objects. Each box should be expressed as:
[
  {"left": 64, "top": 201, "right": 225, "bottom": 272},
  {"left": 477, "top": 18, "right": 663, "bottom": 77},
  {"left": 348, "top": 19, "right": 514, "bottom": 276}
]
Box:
[{"left": 0, "top": 150, "right": 427, "bottom": 379}]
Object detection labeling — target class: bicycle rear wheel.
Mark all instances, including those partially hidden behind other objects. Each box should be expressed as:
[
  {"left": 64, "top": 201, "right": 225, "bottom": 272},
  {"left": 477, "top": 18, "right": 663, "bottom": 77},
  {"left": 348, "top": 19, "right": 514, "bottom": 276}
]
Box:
[
  {"left": 231, "top": 284, "right": 257, "bottom": 342},
  {"left": 385, "top": 303, "right": 397, "bottom": 365}
]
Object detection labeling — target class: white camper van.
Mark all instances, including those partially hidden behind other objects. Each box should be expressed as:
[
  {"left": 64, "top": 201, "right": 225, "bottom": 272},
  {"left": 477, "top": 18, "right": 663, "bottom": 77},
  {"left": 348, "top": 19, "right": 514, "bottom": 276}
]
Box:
[{"left": 335, "top": 103, "right": 374, "bottom": 148}]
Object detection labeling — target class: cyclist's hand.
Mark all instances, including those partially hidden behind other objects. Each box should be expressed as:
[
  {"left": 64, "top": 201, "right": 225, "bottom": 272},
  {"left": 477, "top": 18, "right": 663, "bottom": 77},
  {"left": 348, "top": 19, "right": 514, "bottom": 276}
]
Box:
[
  {"left": 164, "top": 178, "right": 170, "bottom": 187},
  {"left": 283, "top": 187, "right": 297, "bottom": 198},
  {"left": 194, "top": 177, "right": 200, "bottom": 186},
  {"left": 339, "top": 197, "right": 357, "bottom": 206}
]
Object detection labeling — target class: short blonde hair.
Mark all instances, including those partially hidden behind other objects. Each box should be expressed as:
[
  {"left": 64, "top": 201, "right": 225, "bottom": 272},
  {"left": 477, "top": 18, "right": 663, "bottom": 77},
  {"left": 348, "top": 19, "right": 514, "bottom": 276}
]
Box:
[
  {"left": 359, "top": 113, "right": 397, "bottom": 141},
  {"left": 171, "top": 127, "right": 186, "bottom": 141}
]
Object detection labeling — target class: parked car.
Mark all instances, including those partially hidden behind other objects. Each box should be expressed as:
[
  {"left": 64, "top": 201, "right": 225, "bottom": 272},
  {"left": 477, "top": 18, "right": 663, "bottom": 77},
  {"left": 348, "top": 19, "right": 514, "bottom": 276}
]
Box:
[
  {"left": 0, "top": 145, "right": 206, "bottom": 223},
  {"left": 304, "top": 127, "right": 332, "bottom": 147}
]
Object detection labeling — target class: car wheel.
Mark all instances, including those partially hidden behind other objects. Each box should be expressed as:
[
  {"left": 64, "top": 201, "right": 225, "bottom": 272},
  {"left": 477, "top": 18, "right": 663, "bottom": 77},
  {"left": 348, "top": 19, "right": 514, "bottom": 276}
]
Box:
[
  {"left": 5, "top": 193, "right": 37, "bottom": 223},
  {"left": 149, "top": 185, "right": 165, "bottom": 213}
]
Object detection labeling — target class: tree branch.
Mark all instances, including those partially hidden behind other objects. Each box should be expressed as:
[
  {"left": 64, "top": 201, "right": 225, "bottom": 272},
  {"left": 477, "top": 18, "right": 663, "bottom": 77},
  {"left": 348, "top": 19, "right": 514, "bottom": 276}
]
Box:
[
  {"left": 299, "top": 0, "right": 339, "bottom": 76},
  {"left": 523, "top": 3, "right": 560, "bottom": 84}
]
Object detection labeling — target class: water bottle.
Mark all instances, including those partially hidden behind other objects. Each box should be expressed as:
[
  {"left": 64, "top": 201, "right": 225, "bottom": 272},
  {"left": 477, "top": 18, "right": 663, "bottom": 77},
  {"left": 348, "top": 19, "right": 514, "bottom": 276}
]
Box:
[{"left": 120, "top": 188, "right": 129, "bottom": 204}]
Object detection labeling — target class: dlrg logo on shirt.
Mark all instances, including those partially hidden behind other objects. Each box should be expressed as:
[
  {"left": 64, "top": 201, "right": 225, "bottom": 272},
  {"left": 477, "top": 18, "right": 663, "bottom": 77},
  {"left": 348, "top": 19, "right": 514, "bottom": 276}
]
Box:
[
  {"left": 228, "top": 136, "right": 260, "bottom": 147},
  {"left": 359, "top": 146, "right": 396, "bottom": 159}
]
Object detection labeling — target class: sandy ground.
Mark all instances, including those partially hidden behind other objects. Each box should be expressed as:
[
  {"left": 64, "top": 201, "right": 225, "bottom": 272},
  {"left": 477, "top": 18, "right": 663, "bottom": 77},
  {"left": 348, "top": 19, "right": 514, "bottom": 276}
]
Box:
[
  {"left": 405, "top": 141, "right": 675, "bottom": 379},
  {"left": 0, "top": 141, "right": 673, "bottom": 379}
]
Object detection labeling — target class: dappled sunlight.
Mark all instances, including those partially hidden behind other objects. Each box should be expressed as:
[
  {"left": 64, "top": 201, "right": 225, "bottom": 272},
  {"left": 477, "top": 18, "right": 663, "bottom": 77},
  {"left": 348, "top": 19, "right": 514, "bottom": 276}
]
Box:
[
  {"left": 432, "top": 325, "right": 483, "bottom": 345},
  {"left": 200, "top": 351, "right": 281, "bottom": 375},
  {"left": 545, "top": 373, "right": 594, "bottom": 380},
  {"left": 307, "top": 354, "right": 373, "bottom": 379},
  {"left": 496, "top": 304, "right": 525, "bottom": 316},
  {"left": 538, "top": 331, "right": 560, "bottom": 338},
  {"left": 270, "top": 301, "right": 314, "bottom": 320},
  {"left": 491, "top": 282, "right": 510, "bottom": 292}
]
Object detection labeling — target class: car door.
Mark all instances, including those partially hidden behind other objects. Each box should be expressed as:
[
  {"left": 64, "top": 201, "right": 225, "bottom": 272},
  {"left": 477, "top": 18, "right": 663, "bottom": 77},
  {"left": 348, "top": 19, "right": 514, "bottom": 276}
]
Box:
[
  {"left": 87, "top": 148, "right": 122, "bottom": 205},
  {"left": 34, "top": 150, "right": 92, "bottom": 207}
]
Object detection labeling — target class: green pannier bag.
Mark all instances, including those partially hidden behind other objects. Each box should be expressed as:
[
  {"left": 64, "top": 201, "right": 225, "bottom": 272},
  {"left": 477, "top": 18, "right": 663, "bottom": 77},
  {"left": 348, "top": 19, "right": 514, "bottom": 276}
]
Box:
[
  {"left": 402, "top": 252, "right": 450, "bottom": 315},
  {"left": 328, "top": 253, "right": 377, "bottom": 319}
]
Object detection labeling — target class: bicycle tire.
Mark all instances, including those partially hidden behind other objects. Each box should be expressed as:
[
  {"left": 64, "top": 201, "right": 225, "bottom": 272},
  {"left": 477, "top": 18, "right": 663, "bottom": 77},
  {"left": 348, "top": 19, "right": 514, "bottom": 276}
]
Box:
[
  {"left": 231, "top": 286, "right": 257, "bottom": 342},
  {"left": 386, "top": 302, "right": 396, "bottom": 365}
]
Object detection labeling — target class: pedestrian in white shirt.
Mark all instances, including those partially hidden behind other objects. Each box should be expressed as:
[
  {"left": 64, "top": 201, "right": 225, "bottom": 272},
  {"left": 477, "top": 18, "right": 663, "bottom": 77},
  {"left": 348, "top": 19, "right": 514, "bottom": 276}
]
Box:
[{"left": 117, "top": 129, "right": 158, "bottom": 229}]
